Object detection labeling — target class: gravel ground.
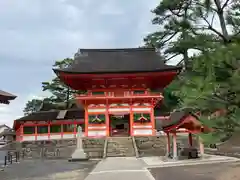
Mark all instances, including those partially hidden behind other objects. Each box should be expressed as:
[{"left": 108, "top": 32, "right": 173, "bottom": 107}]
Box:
[
  {"left": 0, "top": 159, "right": 99, "bottom": 180},
  {"left": 149, "top": 161, "right": 240, "bottom": 180}
]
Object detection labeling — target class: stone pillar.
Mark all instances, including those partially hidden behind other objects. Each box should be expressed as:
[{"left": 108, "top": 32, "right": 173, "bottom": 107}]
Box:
[
  {"left": 69, "top": 126, "right": 88, "bottom": 161},
  {"left": 77, "top": 126, "right": 83, "bottom": 149},
  {"left": 172, "top": 132, "right": 178, "bottom": 160}
]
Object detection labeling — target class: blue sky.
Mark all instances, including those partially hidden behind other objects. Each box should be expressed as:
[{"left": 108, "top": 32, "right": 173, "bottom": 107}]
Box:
[{"left": 0, "top": 0, "right": 159, "bottom": 126}]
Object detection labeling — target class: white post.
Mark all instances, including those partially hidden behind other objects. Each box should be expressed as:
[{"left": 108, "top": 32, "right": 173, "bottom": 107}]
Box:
[
  {"left": 165, "top": 132, "right": 170, "bottom": 157},
  {"left": 172, "top": 133, "right": 178, "bottom": 160},
  {"left": 199, "top": 136, "right": 204, "bottom": 157},
  {"left": 77, "top": 126, "right": 83, "bottom": 149}
]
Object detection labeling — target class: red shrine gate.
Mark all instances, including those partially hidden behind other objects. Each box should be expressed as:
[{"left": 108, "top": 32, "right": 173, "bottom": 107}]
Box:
[
  {"left": 13, "top": 48, "right": 182, "bottom": 140},
  {"left": 53, "top": 48, "right": 181, "bottom": 138},
  {"left": 78, "top": 89, "right": 163, "bottom": 137}
]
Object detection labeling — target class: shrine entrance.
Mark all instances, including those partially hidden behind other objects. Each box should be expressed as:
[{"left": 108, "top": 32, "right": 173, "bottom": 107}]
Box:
[{"left": 109, "top": 114, "right": 130, "bottom": 137}]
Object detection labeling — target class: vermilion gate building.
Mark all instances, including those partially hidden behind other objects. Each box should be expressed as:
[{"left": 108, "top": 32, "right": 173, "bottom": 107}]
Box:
[{"left": 14, "top": 48, "right": 182, "bottom": 140}]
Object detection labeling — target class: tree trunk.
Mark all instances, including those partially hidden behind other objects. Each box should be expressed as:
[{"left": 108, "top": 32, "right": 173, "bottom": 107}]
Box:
[{"left": 214, "top": 0, "right": 229, "bottom": 42}]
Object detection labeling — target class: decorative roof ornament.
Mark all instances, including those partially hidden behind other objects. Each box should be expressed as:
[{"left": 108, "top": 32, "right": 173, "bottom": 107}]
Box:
[{"left": 138, "top": 113, "right": 148, "bottom": 122}]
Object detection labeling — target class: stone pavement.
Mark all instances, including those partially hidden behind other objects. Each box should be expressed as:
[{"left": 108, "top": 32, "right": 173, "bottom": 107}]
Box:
[
  {"left": 84, "top": 157, "right": 154, "bottom": 180},
  {"left": 140, "top": 154, "right": 240, "bottom": 167},
  {"left": 0, "top": 150, "right": 6, "bottom": 166},
  {"left": 149, "top": 161, "right": 240, "bottom": 180},
  {"left": 0, "top": 159, "right": 99, "bottom": 180},
  {"left": 84, "top": 155, "right": 240, "bottom": 180}
]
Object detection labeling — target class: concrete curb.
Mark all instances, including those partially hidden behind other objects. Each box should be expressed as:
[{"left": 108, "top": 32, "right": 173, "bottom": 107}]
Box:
[{"left": 146, "top": 158, "right": 240, "bottom": 168}]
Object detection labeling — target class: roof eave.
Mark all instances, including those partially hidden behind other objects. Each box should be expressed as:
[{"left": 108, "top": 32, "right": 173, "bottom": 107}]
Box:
[{"left": 53, "top": 66, "right": 182, "bottom": 75}]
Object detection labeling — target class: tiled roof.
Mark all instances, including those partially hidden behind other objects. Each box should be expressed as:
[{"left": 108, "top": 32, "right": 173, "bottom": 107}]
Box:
[
  {"left": 15, "top": 109, "right": 84, "bottom": 121},
  {"left": 0, "top": 90, "right": 17, "bottom": 104},
  {"left": 54, "top": 48, "right": 181, "bottom": 74},
  {"left": 155, "top": 108, "right": 196, "bottom": 130}
]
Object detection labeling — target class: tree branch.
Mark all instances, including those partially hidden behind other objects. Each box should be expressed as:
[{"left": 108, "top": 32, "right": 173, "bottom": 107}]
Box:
[
  {"left": 210, "top": 13, "right": 216, "bottom": 26},
  {"left": 177, "top": 59, "right": 184, "bottom": 66},
  {"left": 153, "top": 14, "right": 172, "bottom": 24},
  {"left": 201, "top": 15, "right": 228, "bottom": 42},
  {"left": 221, "top": 0, "right": 231, "bottom": 11},
  {"left": 164, "top": 54, "right": 179, "bottom": 63},
  {"left": 161, "top": 32, "right": 178, "bottom": 45},
  {"left": 195, "top": 2, "right": 218, "bottom": 12}
]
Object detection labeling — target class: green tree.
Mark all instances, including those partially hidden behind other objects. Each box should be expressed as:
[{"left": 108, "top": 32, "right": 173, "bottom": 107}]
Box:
[
  {"left": 144, "top": 1, "right": 240, "bottom": 144},
  {"left": 145, "top": 0, "right": 240, "bottom": 111},
  {"left": 42, "top": 58, "right": 75, "bottom": 104},
  {"left": 179, "top": 43, "right": 240, "bottom": 142},
  {"left": 145, "top": 0, "right": 240, "bottom": 66},
  {"left": 23, "top": 99, "right": 44, "bottom": 115}
]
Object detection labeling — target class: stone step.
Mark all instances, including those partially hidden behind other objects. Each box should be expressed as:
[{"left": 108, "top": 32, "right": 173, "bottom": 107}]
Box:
[{"left": 106, "top": 137, "right": 136, "bottom": 157}]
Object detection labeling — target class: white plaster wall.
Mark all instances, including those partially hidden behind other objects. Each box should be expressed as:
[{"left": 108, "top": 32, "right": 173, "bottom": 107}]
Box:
[
  {"left": 133, "top": 125, "right": 152, "bottom": 128},
  {"left": 50, "top": 134, "right": 61, "bottom": 140},
  {"left": 62, "top": 134, "right": 74, "bottom": 139},
  {"left": 22, "top": 136, "right": 35, "bottom": 141},
  {"left": 88, "top": 126, "right": 106, "bottom": 129},
  {"left": 132, "top": 108, "right": 151, "bottom": 112},
  {"left": 37, "top": 135, "right": 48, "bottom": 140},
  {"left": 88, "top": 109, "right": 106, "bottom": 113},
  {"left": 88, "top": 130, "right": 106, "bottom": 137},
  {"left": 133, "top": 129, "right": 152, "bottom": 135},
  {"left": 109, "top": 108, "right": 130, "bottom": 112}
]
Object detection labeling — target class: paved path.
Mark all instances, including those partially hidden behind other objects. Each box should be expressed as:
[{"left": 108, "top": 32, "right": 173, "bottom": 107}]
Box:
[
  {"left": 0, "top": 159, "right": 99, "bottom": 180},
  {"left": 149, "top": 161, "right": 240, "bottom": 180},
  {"left": 0, "top": 150, "right": 6, "bottom": 165},
  {"left": 85, "top": 157, "right": 154, "bottom": 180}
]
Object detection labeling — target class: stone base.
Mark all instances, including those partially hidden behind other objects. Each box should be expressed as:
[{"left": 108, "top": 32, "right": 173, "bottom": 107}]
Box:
[
  {"left": 68, "top": 158, "right": 89, "bottom": 162},
  {"left": 69, "top": 148, "right": 89, "bottom": 162}
]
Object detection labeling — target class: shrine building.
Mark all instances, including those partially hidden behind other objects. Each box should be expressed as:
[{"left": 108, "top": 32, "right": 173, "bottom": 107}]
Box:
[
  {"left": 0, "top": 90, "right": 17, "bottom": 104},
  {"left": 13, "top": 48, "right": 184, "bottom": 141}
]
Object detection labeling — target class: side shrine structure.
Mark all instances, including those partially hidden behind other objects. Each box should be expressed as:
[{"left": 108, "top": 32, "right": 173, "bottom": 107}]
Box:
[{"left": 12, "top": 48, "right": 210, "bottom": 150}]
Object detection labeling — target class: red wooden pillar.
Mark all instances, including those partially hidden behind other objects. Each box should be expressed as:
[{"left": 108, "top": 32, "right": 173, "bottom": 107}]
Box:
[
  {"left": 150, "top": 106, "right": 155, "bottom": 136},
  {"left": 74, "top": 119, "right": 77, "bottom": 138},
  {"left": 20, "top": 124, "right": 24, "bottom": 142},
  {"left": 48, "top": 121, "right": 50, "bottom": 140},
  {"left": 85, "top": 106, "right": 89, "bottom": 137},
  {"left": 106, "top": 103, "right": 110, "bottom": 137},
  {"left": 35, "top": 125, "right": 37, "bottom": 141},
  {"left": 129, "top": 103, "right": 134, "bottom": 136},
  {"left": 188, "top": 133, "right": 193, "bottom": 147},
  {"left": 60, "top": 123, "right": 63, "bottom": 139}
]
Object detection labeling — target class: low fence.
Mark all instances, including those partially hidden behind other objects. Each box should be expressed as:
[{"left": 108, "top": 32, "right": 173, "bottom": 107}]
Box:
[{"left": 0, "top": 151, "right": 21, "bottom": 170}]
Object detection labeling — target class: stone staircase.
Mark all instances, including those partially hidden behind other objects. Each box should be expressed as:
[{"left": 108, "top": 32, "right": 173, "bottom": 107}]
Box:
[{"left": 106, "top": 137, "right": 136, "bottom": 157}]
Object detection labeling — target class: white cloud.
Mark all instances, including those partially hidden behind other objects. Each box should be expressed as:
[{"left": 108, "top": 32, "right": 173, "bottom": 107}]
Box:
[
  {"left": 98, "top": 0, "right": 125, "bottom": 15},
  {"left": 0, "top": 0, "right": 160, "bottom": 127},
  {"left": 0, "top": 105, "right": 10, "bottom": 114}
]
